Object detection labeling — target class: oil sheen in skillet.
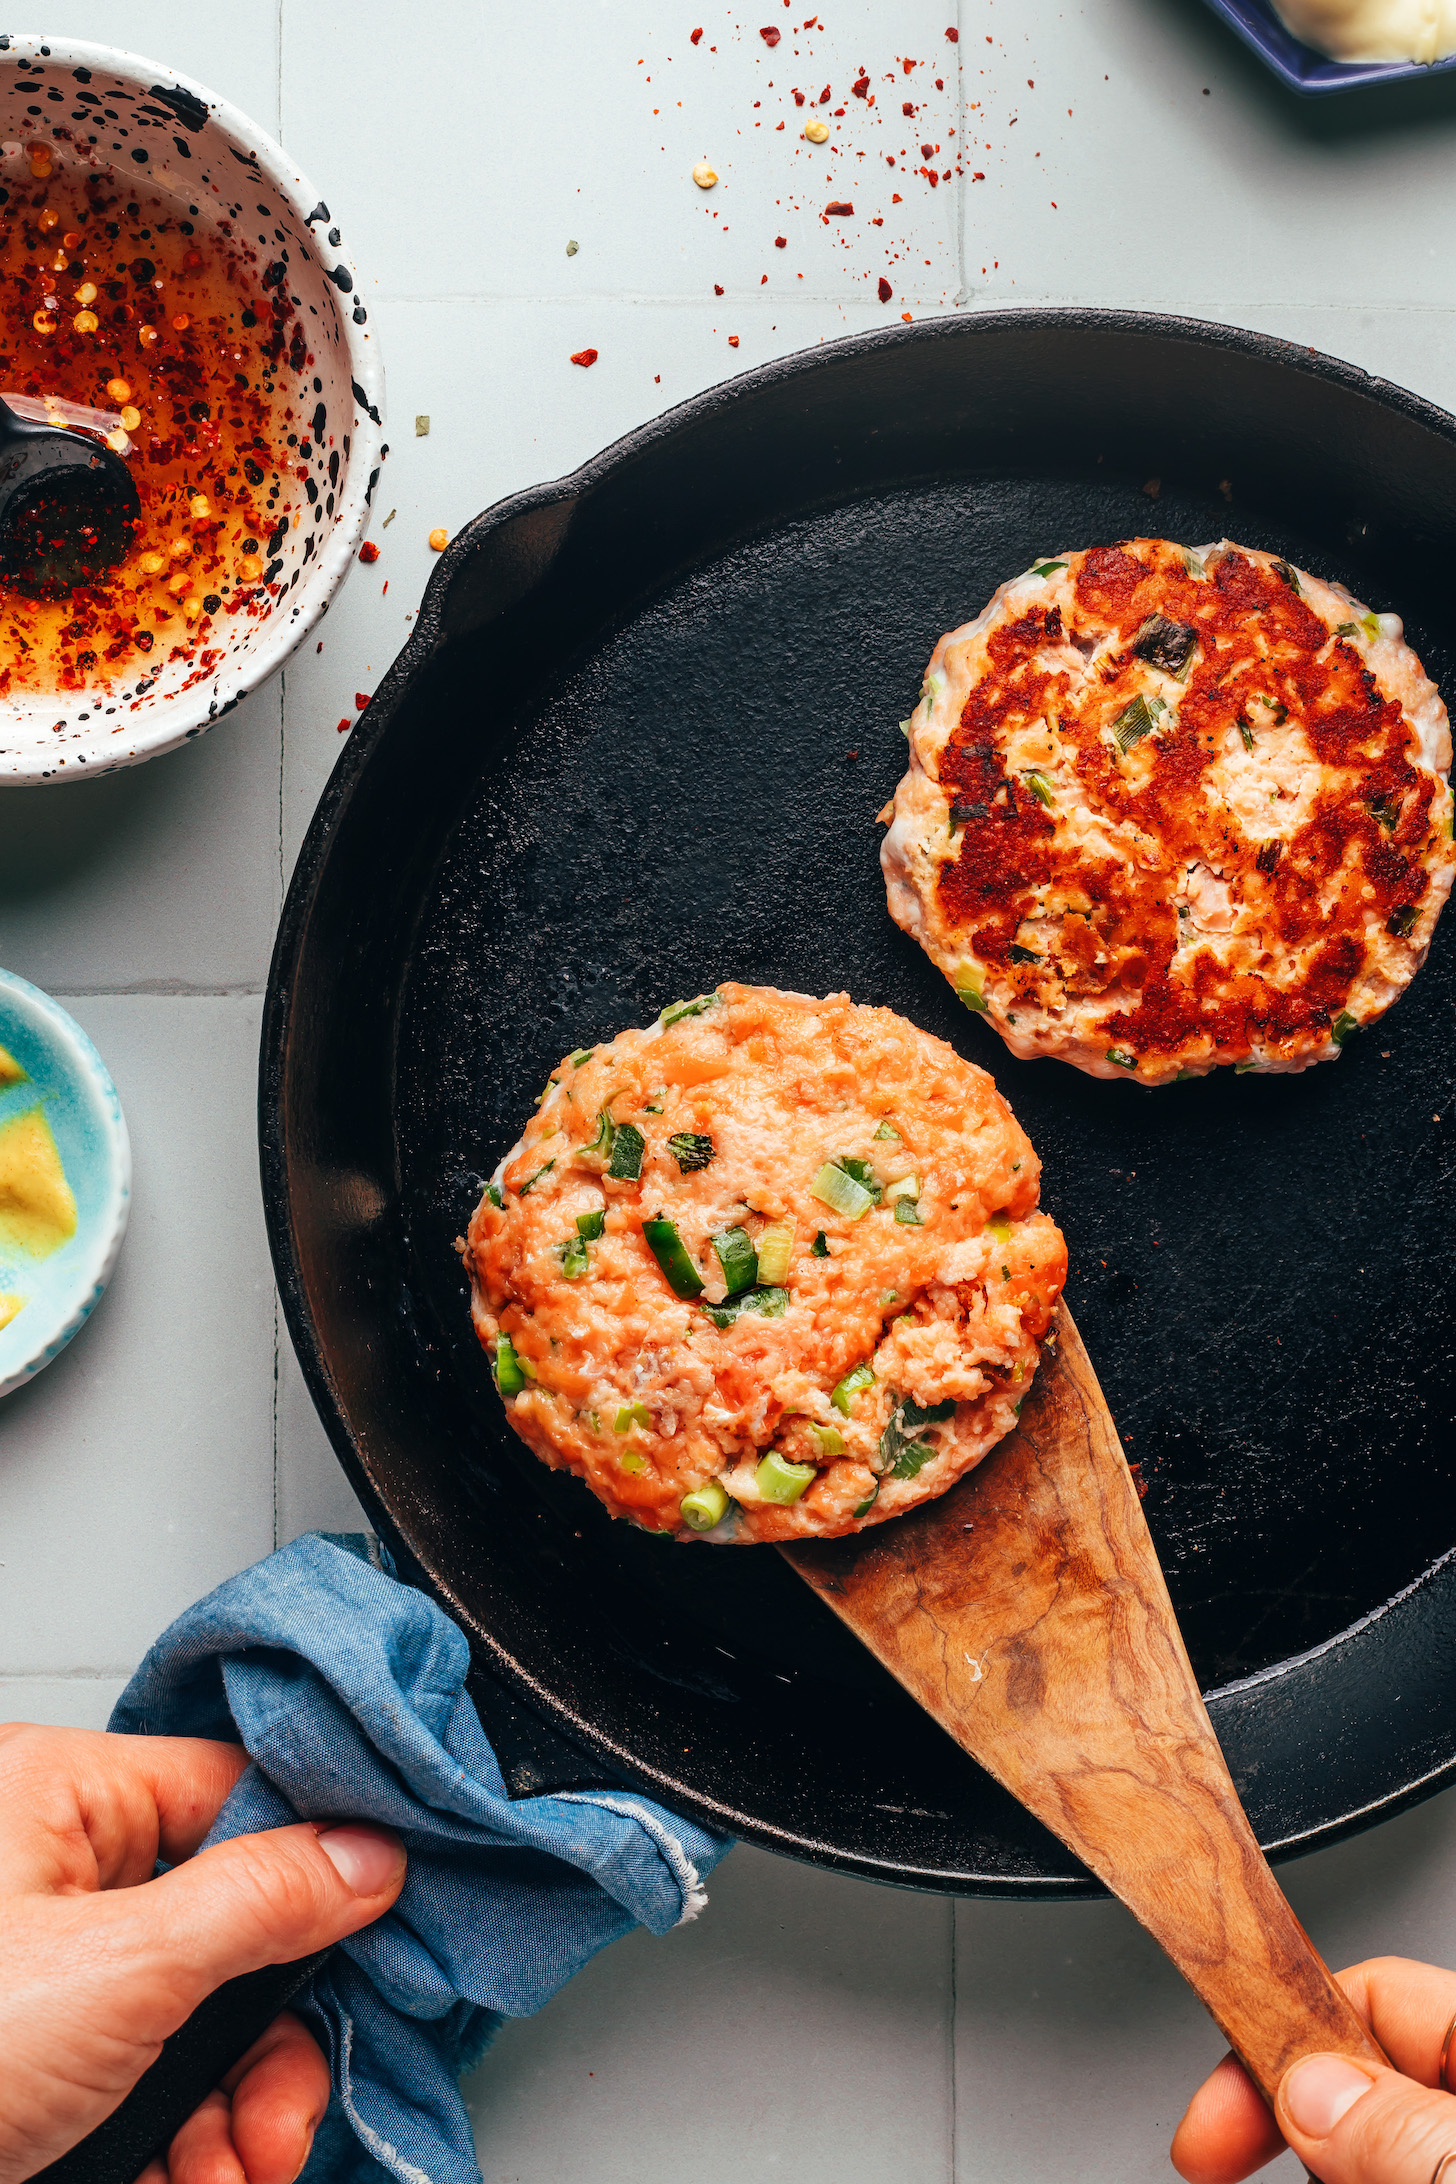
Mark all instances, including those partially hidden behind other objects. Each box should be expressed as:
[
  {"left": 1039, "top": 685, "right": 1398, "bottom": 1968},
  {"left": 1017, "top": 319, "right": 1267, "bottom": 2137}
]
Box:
[{"left": 463, "top": 983, "right": 1066, "bottom": 1543}]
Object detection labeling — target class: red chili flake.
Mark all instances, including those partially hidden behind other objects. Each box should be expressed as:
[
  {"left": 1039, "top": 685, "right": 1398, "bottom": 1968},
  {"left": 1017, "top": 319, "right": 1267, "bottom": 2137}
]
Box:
[
  {"left": 902, "top": 101, "right": 916, "bottom": 115},
  {"left": 892, "top": 191, "right": 903, "bottom": 202},
  {"left": 337, "top": 717, "right": 352, "bottom": 734},
  {"left": 935, "top": 76, "right": 944, "bottom": 88},
  {"left": 945, "top": 24, "right": 959, "bottom": 39},
  {"left": 972, "top": 171, "right": 985, "bottom": 180},
  {"left": 818, "top": 84, "right": 831, "bottom": 101},
  {"left": 1128, "top": 1462, "right": 1149, "bottom": 1500},
  {"left": 878, "top": 276, "right": 893, "bottom": 301},
  {"left": 1028, "top": 78, "right": 1035, "bottom": 87},
  {"left": 570, "top": 347, "right": 599, "bottom": 367},
  {"left": 355, "top": 692, "right": 370, "bottom": 710},
  {"left": 358, "top": 541, "right": 380, "bottom": 563},
  {"left": 760, "top": 24, "right": 781, "bottom": 42},
  {"left": 775, "top": 235, "right": 787, "bottom": 247},
  {"left": 852, "top": 73, "right": 870, "bottom": 97},
  {"left": 714, "top": 282, "right": 725, "bottom": 295},
  {"left": 921, "top": 142, "right": 935, "bottom": 157},
  {"left": 872, "top": 215, "right": 884, "bottom": 225},
  {"left": 902, "top": 57, "right": 917, "bottom": 71},
  {"left": 760, "top": 273, "right": 768, "bottom": 283},
  {"left": 728, "top": 334, "right": 740, "bottom": 346},
  {"left": 690, "top": 25, "right": 703, "bottom": 40},
  {"left": 793, "top": 88, "right": 805, "bottom": 103},
  {"left": 382, "top": 581, "right": 389, "bottom": 594},
  {"left": 826, "top": 200, "right": 853, "bottom": 214},
  {"left": 923, "top": 169, "right": 939, "bottom": 187}
]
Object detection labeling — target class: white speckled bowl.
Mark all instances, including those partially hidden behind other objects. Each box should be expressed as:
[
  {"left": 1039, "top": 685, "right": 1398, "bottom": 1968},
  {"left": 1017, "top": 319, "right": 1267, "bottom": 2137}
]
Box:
[
  {"left": 0, "top": 969, "right": 129, "bottom": 1398},
  {"left": 0, "top": 36, "right": 384, "bottom": 783}
]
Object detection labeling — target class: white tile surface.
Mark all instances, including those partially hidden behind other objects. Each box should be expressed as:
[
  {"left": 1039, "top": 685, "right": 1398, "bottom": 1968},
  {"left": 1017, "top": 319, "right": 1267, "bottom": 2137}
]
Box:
[
  {"left": 5, "top": 4, "right": 1456, "bottom": 2181},
  {"left": 0, "top": 997, "right": 274, "bottom": 1672},
  {"left": 0, "top": 679, "right": 282, "bottom": 995},
  {"left": 462, "top": 1844, "right": 953, "bottom": 2184},
  {"left": 0, "top": 1676, "right": 129, "bottom": 1730}
]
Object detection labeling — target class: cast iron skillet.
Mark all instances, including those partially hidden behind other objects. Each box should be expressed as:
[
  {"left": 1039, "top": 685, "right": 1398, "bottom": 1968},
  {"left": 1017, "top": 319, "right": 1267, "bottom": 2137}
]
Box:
[{"left": 261, "top": 309, "right": 1456, "bottom": 1900}]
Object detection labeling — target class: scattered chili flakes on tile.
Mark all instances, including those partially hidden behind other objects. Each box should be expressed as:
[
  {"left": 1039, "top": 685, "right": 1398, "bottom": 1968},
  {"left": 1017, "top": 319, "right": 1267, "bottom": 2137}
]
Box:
[
  {"left": 728, "top": 334, "right": 740, "bottom": 347},
  {"left": 690, "top": 25, "right": 703, "bottom": 41},
  {"left": 760, "top": 24, "right": 781, "bottom": 42},
  {"left": 945, "top": 23, "right": 959, "bottom": 38},
  {"left": 570, "top": 347, "right": 599, "bottom": 367},
  {"left": 714, "top": 282, "right": 725, "bottom": 295},
  {"left": 852, "top": 73, "right": 870, "bottom": 96},
  {"left": 337, "top": 717, "right": 352, "bottom": 734},
  {"left": 826, "top": 200, "right": 854, "bottom": 215},
  {"left": 774, "top": 235, "right": 787, "bottom": 247},
  {"left": 355, "top": 692, "right": 371, "bottom": 710},
  {"left": 878, "top": 277, "right": 893, "bottom": 301},
  {"left": 358, "top": 541, "right": 380, "bottom": 563}
]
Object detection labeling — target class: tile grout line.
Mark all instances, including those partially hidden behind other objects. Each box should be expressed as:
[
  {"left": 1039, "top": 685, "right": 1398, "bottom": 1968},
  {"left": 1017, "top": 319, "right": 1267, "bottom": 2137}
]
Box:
[
  {"left": 949, "top": 1897, "right": 959, "bottom": 2183},
  {"left": 952, "top": 0, "right": 969, "bottom": 309}
]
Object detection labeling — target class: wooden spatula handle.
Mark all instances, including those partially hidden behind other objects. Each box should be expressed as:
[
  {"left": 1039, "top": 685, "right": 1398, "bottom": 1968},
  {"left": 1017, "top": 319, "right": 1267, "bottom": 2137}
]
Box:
[{"left": 785, "top": 1304, "right": 1386, "bottom": 2108}]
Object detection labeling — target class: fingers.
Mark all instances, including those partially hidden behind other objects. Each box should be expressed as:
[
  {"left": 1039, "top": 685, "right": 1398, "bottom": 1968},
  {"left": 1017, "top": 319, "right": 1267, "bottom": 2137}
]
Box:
[
  {"left": 1170, "top": 2052, "right": 1286, "bottom": 2183},
  {"left": 1278, "top": 2054, "right": 1456, "bottom": 2184},
  {"left": 1173, "top": 1960, "right": 1456, "bottom": 2184},
  {"left": 157, "top": 2014, "right": 329, "bottom": 2184},
  {"left": 90, "top": 1820, "right": 406, "bottom": 2033},
  {"left": 0, "top": 1726, "right": 250, "bottom": 1896}
]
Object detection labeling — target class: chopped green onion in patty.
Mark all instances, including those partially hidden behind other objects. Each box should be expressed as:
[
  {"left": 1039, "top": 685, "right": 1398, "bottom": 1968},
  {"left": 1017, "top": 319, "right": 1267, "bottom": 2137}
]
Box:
[
  {"left": 811, "top": 1230, "right": 830, "bottom": 1257},
  {"left": 1332, "top": 1010, "right": 1359, "bottom": 1046},
  {"left": 559, "top": 1235, "right": 589, "bottom": 1279},
  {"left": 756, "top": 1221, "right": 795, "bottom": 1286},
  {"left": 756, "top": 1451, "right": 816, "bottom": 1505},
  {"left": 518, "top": 1159, "right": 556, "bottom": 1195},
  {"left": 810, "top": 1424, "right": 847, "bottom": 1458},
  {"left": 577, "top": 1209, "right": 606, "bottom": 1241},
  {"left": 606, "top": 1122, "right": 645, "bottom": 1181},
  {"left": 569, "top": 1048, "right": 593, "bottom": 1068},
  {"left": 956, "top": 984, "right": 989, "bottom": 1014},
  {"left": 485, "top": 1182, "right": 503, "bottom": 1209},
  {"left": 668, "top": 1131, "right": 715, "bottom": 1172},
  {"left": 873, "top": 1122, "right": 901, "bottom": 1141},
  {"left": 680, "top": 1479, "right": 730, "bottom": 1532},
  {"left": 831, "top": 1362, "right": 875, "bottom": 1416},
  {"left": 1106, "top": 1047, "right": 1137, "bottom": 1069},
  {"left": 615, "top": 1402, "right": 650, "bottom": 1433},
  {"left": 700, "top": 1285, "right": 789, "bottom": 1329},
  {"left": 893, "top": 1197, "right": 922, "bottom": 1226},
  {"left": 1030, "top": 559, "right": 1067, "bottom": 578},
  {"left": 1023, "top": 771, "right": 1054, "bottom": 807},
  {"left": 643, "top": 1215, "right": 705, "bottom": 1298},
  {"left": 711, "top": 1225, "right": 758, "bottom": 1295},
  {"left": 661, "top": 993, "right": 719, "bottom": 1027},
  {"left": 811, "top": 1162, "right": 876, "bottom": 1219},
  {"left": 493, "top": 1336, "right": 526, "bottom": 1397},
  {"left": 1111, "top": 694, "right": 1166, "bottom": 754}
]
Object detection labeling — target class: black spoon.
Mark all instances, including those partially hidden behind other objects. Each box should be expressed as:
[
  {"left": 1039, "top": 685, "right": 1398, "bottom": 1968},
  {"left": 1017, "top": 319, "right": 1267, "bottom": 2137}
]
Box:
[{"left": 0, "top": 394, "right": 140, "bottom": 594}]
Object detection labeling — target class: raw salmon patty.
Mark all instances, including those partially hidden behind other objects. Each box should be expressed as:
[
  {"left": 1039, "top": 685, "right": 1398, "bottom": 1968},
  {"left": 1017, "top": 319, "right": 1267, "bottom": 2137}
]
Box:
[
  {"left": 464, "top": 984, "right": 1066, "bottom": 1542},
  {"left": 882, "top": 538, "right": 1456, "bottom": 1082}
]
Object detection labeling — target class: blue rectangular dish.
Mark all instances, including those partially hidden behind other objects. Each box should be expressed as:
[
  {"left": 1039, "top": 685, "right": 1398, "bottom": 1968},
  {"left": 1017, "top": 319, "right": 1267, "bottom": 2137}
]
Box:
[{"left": 1200, "top": 0, "right": 1456, "bottom": 90}]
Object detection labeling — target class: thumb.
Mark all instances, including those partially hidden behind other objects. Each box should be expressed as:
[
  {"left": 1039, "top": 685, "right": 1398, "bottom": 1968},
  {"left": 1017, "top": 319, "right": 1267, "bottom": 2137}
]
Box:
[
  {"left": 93, "top": 1821, "right": 406, "bottom": 2041},
  {"left": 1278, "top": 2053, "right": 1456, "bottom": 2184}
]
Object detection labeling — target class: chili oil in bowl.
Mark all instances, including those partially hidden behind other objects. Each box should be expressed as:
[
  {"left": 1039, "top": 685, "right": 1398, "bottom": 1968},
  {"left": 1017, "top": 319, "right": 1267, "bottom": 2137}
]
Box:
[{"left": 0, "top": 37, "right": 384, "bottom": 782}]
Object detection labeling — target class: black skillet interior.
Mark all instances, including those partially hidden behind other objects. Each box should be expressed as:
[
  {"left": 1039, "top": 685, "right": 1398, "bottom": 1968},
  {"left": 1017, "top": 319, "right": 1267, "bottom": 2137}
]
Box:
[{"left": 263, "top": 311, "right": 1456, "bottom": 1895}]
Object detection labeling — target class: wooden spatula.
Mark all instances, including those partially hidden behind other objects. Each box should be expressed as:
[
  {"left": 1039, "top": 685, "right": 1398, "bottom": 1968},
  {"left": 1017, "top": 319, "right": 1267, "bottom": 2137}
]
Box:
[{"left": 781, "top": 1301, "right": 1385, "bottom": 2114}]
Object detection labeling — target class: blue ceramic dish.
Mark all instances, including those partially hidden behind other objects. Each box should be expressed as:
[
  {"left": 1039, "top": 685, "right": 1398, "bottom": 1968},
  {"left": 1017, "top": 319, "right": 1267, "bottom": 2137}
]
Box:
[
  {"left": 1200, "top": 0, "right": 1456, "bottom": 90},
  {"left": 0, "top": 971, "right": 129, "bottom": 1399}
]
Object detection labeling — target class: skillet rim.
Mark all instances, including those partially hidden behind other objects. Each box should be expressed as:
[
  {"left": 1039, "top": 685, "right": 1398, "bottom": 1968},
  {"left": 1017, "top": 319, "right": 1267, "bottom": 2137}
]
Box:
[{"left": 260, "top": 306, "right": 1456, "bottom": 1893}]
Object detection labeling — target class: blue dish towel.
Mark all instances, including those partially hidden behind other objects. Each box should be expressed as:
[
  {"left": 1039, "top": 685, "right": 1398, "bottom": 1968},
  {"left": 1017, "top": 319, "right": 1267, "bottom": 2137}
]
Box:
[{"left": 109, "top": 1533, "right": 732, "bottom": 2184}]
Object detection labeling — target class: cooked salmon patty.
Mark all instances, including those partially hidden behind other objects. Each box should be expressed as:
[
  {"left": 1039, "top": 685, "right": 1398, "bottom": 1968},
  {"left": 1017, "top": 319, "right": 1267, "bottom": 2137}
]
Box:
[
  {"left": 882, "top": 538, "right": 1456, "bottom": 1083},
  {"left": 464, "top": 984, "right": 1066, "bottom": 1542}
]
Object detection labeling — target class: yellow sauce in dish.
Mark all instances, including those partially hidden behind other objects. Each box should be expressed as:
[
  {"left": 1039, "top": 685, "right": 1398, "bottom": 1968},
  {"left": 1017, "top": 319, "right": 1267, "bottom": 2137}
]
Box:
[
  {"left": 0, "top": 1108, "right": 76, "bottom": 1258},
  {"left": 0, "top": 1045, "right": 25, "bottom": 1085},
  {"left": 0, "top": 1294, "right": 25, "bottom": 1331},
  {"left": 1272, "top": 0, "right": 1456, "bottom": 60}
]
